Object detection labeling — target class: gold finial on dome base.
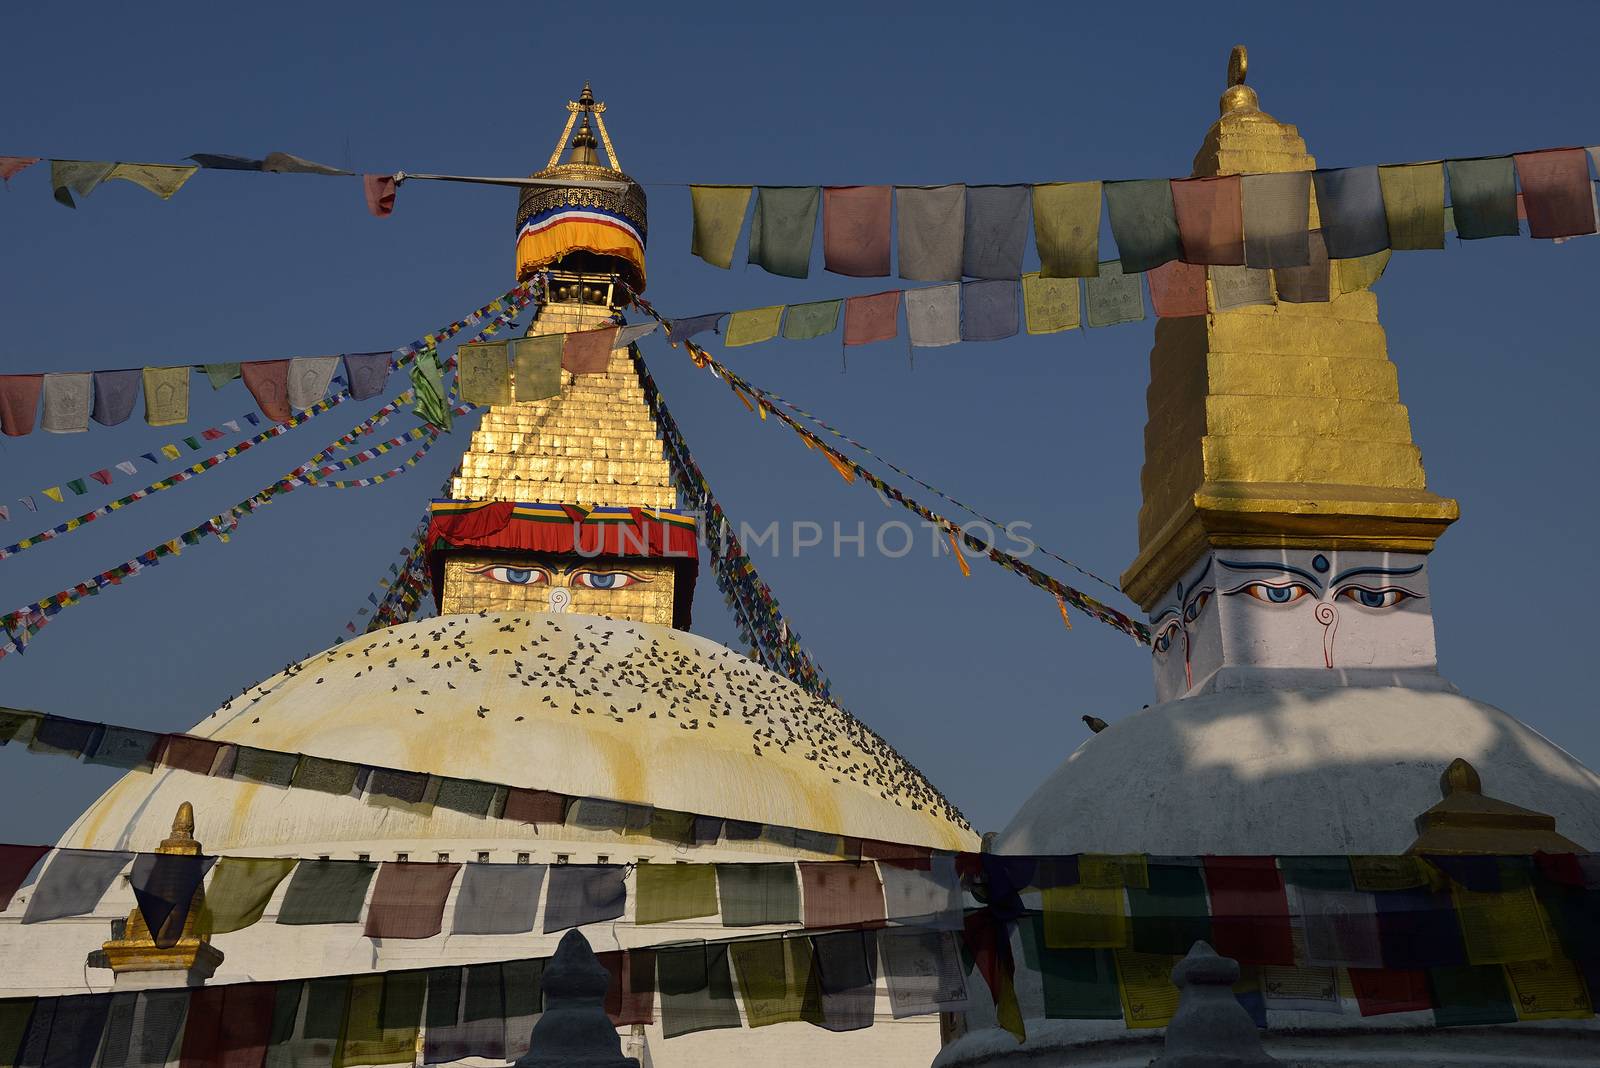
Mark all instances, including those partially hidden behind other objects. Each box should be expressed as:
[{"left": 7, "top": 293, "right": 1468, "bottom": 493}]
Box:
[
  {"left": 100, "top": 802, "right": 223, "bottom": 988},
  {"left": 1218, "top": 45, "right": 1260, "bottom": 117},
  {"left": 1408, "top": 759, "right": 1587, "bottom": 854}
]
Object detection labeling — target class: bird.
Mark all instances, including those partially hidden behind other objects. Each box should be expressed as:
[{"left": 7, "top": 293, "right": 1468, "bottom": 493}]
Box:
[{"left": 1083, "top": 715, "right": 1108, "bottom": 734}]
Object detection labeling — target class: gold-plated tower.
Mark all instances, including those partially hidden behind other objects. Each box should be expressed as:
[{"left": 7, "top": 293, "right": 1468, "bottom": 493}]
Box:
[
  {"left": 100, "top": 801, "right": 223, "bottom": 986},
  {"left": 1121, "top": 46, "right": 1459, "bottom": 609}
]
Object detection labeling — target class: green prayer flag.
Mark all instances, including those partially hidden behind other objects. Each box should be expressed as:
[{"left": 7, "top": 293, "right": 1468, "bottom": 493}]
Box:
[
  {"left": 424, "top": 968, "right": 461, "bottom": 1030},
  {"left": 182, "top": 437, "right": 201, "bottom": 451},
  {"left": 1084, "top": 260, "right": 1145, "bottom": 328},
  {"left": 1128, "top": 861, "right": 1211, "bottom": 955},
  {"left": 66, "top": 479, "right": 87, "bottom": 496},
  {"left": 233, "top": 746, "right": 300, "bottom": 787},
  {"left": 1032, "top": 181, "right": 1102, "bottom": 278},
  {"left": 197, "top": 857, "right": 298, "bottom": 935},
  {"left": 1430, "top": 965, "right": 1517, "bottom": 1027},
  {"left": 781, "top": 300, "right": 842, "bottom": 340},
  {"left": 0, "top": 998, "right": 34, "bottom": 1066},
  {"left": 305, "top": 977, "right": 352, "bottom": 1040},
  {"left": 409, "top": 352, "right": 452, "bottom": 431},
  {"left": 1446, "top": 157, "right": 1519, "bottom": 240},
  {"left": 1022, "top": 272, "right": 1081, "bottom": 334},
  {"left": 729, "top": 938, "right": 823, "bottom": 1027},
  {"left": 1103, "top": 178, "right": 1181, "bottom": 274},
  {"left": 335, "top": 974, "right": 419, "bottom": 1067},
  {"left": 277, "top": 859, "right": 376, "bottom": 925},
  {"left": 748, "top": 186, "right": 819, "bottom": 278},
  {"left": 1021, "top": 917, "right": 1123, "bottom": 1020},
  {"left": 0, "top": 709, "right": 42, "bottom": 746},
  {"left": 511, "top": 335, "right": 563, "bottom": 402},
  {"left": 455, "top": 341, "right": 511, "bottom": 406},
  {"left": 690, "top": 185, "right": 753, "bottom": 269},
  {"left": 659, "top": 943, "right": 742, "bottom": 1039},
  {"left": 292, "top": 755, "right": 363, "bottom": 796},
  {"left": 724, "top": 306, "right": 784, "bottom": 347},
  {"left": 636, "top": 863, "right": 719, "bottom": 924},
  {"left": 648, "top": 808, "right": 696, "bottom": 846},
  {"left": 716, "top": 863, "right": 800, "bottom": 926},
  {"left": 1378, "top": 162, "right": 1446, "bottom": 250},
  {"left": 203, "top": 363, "right": 242, "bottom": 389}
]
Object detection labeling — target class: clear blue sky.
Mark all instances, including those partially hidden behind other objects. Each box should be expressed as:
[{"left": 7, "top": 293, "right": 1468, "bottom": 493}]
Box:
[{"left": 2, "top": 1, "right": 1598, "bottom": 842}]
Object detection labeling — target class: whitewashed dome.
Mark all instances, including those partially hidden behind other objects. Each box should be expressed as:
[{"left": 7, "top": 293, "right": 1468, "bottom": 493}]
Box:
[
  {"left": 999, "top": 686, "right": 1600, "bottom": 856},
  {"left": 63, "top": 612, "right": 975, "bottom": 855}
]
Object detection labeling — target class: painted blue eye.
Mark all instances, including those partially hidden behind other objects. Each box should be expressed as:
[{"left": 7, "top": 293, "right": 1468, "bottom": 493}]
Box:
[
  {"left": 573, "top": 571, "right": 645, "bottom": 590},
  {"left": 1264, "top": 586, "right": 1294, "bottom": 603},
  {"left": 586, "top": 573, "right": 619, "bottom": 589},
  {"left": 470, "top": 565, "right": 548, "bottom": 586},
  {"left": 1336, "top": 586, "right": 1414, "bottom": 610},
  {"left": 1184, "top": 589, "right": 1212, "bottom": 622},
  {"left": 505, "top": 569, "right": 534, "bottom": 584}
]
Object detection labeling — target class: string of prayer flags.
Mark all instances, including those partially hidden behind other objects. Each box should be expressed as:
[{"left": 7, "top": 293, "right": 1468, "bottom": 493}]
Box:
[
  {"left": 824, "top": 185, "right": 892, "bottom": 277},
  {"left": 689, "top": 185, "right": 752, "bottom": 269},
  {"left": 905, "top": 285, "right": 960, "bottom": 347},
  {"left": 725, "top": 306, "right": 785, "bottom": 348},
  {"left": 843, "top": 291, "right": 900, "bottom": 346},
  {"left": 1514, "top": 148, "right": 1597, "bottom": 238},
  {"left": 1242, "top": 171, "right": 1311, "bottom": 267},
  {"left": 963, "top": 184, "right": 1030, "bottom": 280},
  {"left": 1103, "top": 179, "right": 1181, "bottom": 274},
  {"left": 897, "top": 184, "right": 966, "bottom": 281},
  {"left": 1170, "top": 175, "right": 1244, "bottom": 264},
  {"left": 960, "top": 279, "right": 1020, "bottom": 341},
  {"left": 748, "top": 186, "right": 819, "bottom": 278}
]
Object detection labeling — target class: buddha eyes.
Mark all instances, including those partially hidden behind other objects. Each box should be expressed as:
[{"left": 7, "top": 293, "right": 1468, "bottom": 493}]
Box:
[
  {"left": 1183, "top": 589, "right": 1212, "bottom": 622},
  {"left": 1336, "top": 586, "right": 1415, "bottom": 610},
  {"left": 1237, "top": 581, "right": 1314, "bottom": 605},
  {"left": 1153, "top": 621, "right": 1180, "bottom": 654},
  {"left": 573, "top": 570, "right": 645, "bottom": 590},
  {"left": 472, "top": 565, "right": 549, "bottom": 586}
]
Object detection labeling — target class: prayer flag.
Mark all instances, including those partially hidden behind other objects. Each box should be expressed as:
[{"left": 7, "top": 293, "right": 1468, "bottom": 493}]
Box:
[
  {"left": 451, "top": 863, "right": 545, "bottom": 935},
  {"left": 501, "top": 959, "right": 544, "bottom": 1061},
  {"left": 433, "top": 777, "right": 497, "bottom": 817},
  {"left": 1127, "top": 859, "right": 1209, "bottom": 955},
  {"left": 880, "top": 854, "right": 962, "bottom": 929},
  {"left": 730, "top": 937, "right": 823, "bottom": 1027},
  {"left": 812, "top": 929, "right": 878, "bottom": 1031},
  {"left": 717, "top": 863, "right": 800, "bottom": 926},
  {"left": 1504, "top": 956, "right": 1594, "bottom": 1020},
  {"left": 130, "top": 852, "right": 216, "bottom": 948},
  {"left": 1451, "top": 883, "right": 1551, "bottom": 964},
  {"left": 243, "top": 361, "right": 294, "bottom": 422},
  {"left": 597, "top": 949, "right": 656, "bottom": 1026},
  {"left": 1170, "top": 175, "right": 1244, "bottom": 264},
  {"left": 187, "top": 153, "right": 264, "bottom": 170},
  {"left": 342, "top": 352, "right": 392, "bottom": 401},
  {"left": 40, "top": 373, "right": 91, "bottom": 433},
  {"left": 107, "top": 163, "right": 198, "bottom": 200},
  {"left": 1202, "top": 856, "right": 1294, "bottom": 966},
  {"left": 613, "top": 322, "right": 658, "bottom": 349},
  {"left": 1043, "top": 883, "right": 1129, "bottom": 949},
  {"left": 455, "top": 341, "right": 511, "bottom": 405},
  {"left": 102, "top": 988, "right": 189, "bottom": 1068},
  {"left": 1032, "top": 181, "right": 1102, "bottom": 278},
  {"left": 800, "top": 861, "right": 885, "bottom": 929},
  {"left": 28, "top": 715, "right": 100, "bottom": 756},
  {"left": 781, "top": 300, "right": 842, "bottom": 340},
  {"left": 1021, "top": 272, "right": 1081, "bottom": 333},
  {"left": 1378, "top": 162, "right": 1446, "bottom": 250},
  {"left": 1104, "top": 178, "right": 1181, "bottom": 273},
  {"left": 292, "top": 755, "right": 366, "bottom": 797},
  {"left": 336, "top": 973, "right": 420, "bottom": 1067},
  {"left": 92, "top": 369, "right": 141, "bottom": 426},
  {"left": 1430, "top": 964, "right": 1515, "bottom": 1026},
  {"left": 181, "top": 437, "right": 201, "bottom": 452},
  {"left": 409, "top": 351, "right": 451, "bottom": 430},
  {"left": 0, "top": 844, "right": 49, "bottom": 911},
  {"left": 362, "top": 174, "right": 396, "bottom": 217},
  {"left": 203, "top": 362, "right": 241, "bottom": 389},
  {"left": 0, "top": 375, "right": 42, "bottom": 436},
  {"left": 423, "top": 966, "right": 494, "bottom": 1064},
  {"left": 562, "top": 326, "right": 617, "bottom": 375},
  {"left": 83, "top": 725, "right": 161, "bottom": 771},
  {"left": 843, "top": 291, "right": 900, "bottom": 346},
  {"left": 667, "top": 312, "right": 727, "bottom": 343},
  {"left": 261, "top": 152, "right": 349, "bottom": 175},
  {"left": 689, "top": 185, "right": 752, "bottom": 268},
  {"left": 961, "top": 278, "right": 1020, "bottom": 340},
  {"left": 1275, "top": 230, "right": 1331, "bottom": 303},
  {"left": 823, "top": 185, "right": 892, "bottom": 276},
  {"left": 157, "top": 733, "right": 222, "bottom": 774},
  {"left": 0, "top": 156, "right": 38, "bottom": 182},
  {"left": 1146, "top": 259, "right": 1208, "bottom": 317},
  {"left": 141, "top": 366, "right": 188, "bottom": 427},
  {"left": 50, "top": 160, "right": 115, "bottom": 208},
  {"left": 1114, "top": 948, "right": 1183, "bottom": 1028},
  {"left": 896, "top": 184, "right": 965, "bottom": 281},
  {"left": 1260, "top": 965, "right": 1341, "bottom": 1014},
  {"left": 21, "top": 848, "right": 133, "bottom": 923},
  {"left": 724, "top": 306, "right": 785, "bottom": 348},
  {"left": 510, "top": 335, "right": 562, "bottom": 402},
  {"left": 287, "top": 355, "right": 339, "bottom": 411},
  {"left": 501, "top": 786, "right": 567, "bottom": 824},
  {"left": 963, "top": 184, "right": 1030, "bottom": 279},
  {"left": 905, "top": 284, "right": 960, "bottom": 347},
  {"left": 363, "top": 862, "right": 459, "bottom": 939},
  {"left": 1019, "top": 915, "right": 1123, "bottom": 1020},
  {"left": 275, "top": 859, "right": 377, "bottom": 925},
  {"left": 1514, "top": 148, "right": 1597, "bottom": 238},
  {"left": 366, "top": 767, "right": 428, "bottom": 805},
  {"left": 115, "top": 460, "right": 138, "bottom": 476},
  {"left": 1446, "top": 157, "right": 1519, "bottom": 239},
  {"left": 1312, "top": 166, "right": 1390, "bottom": 258},
  {"left": 659, "top": 942, "right": 742, "bottom": 1038},
  {"left": 1335, "top": 249, "right": 1391, "bottom": 294},
  {"left": 1084, "top": 260, "right": 1145, "bottom": 327},
  {"left": 635, "top": 862, "right": 718, "bottom": 924},
  {"left": 879, "top": 926, "right": 970, "bottom": 1018},
  {"left": 1376, "top": 885, "right": 1466, "bottom": 969},
  {"left": 1242, "top": 171, "right": 1311, "bottom": 267},
  {"left": 232, "top": 746, "right": 300, "bottom": 786},
  {"left": 542, "top": 864, "right": 626, "bottom": 932},
  {"left": 1209, "top": 265, "right": 1274, "bottom": 309},
  {"left": 21, "top": 993, "right": 111, "bottom": 1067},
  {"left": 748, "top": 186, "right": 819, "bottom": 278}
]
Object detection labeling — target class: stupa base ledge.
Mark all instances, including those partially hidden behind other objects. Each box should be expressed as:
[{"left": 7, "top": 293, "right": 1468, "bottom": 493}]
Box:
[
  {"left": 101, "top": 941, "right": 224, "bottom": 989},
  {"left": 1189, "top": 664, "right": 1458, "bottom": 697}
]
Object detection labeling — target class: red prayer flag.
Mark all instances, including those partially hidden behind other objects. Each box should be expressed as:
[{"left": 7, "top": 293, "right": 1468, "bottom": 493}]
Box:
[
  {"left": 862, "top": 839, "right": 933, "bottom": 868},
  {"left": 0, "top": 374, "right": 43, "bottom": 436},
  {"left": 1147, "top": 259, "right": 1209, "bottom": 318},
  {"left": 363, "top": 173, "right": 397, "bottom": 217},
  {"left": 363, "top": 861, "right": 461, "bottom": 939},
  {"left": 241, "top": 360, "right": 291, "bottom": 422},
  {"left": 0, "top": 157, "right": 39, "bottom": 183},
  {"left": 503, "top": 786, "right": 567, "bottom": 824},
  {"left": 598, "top": 948, "right": 657, "bottom": 1025},
  {"left": 0, "top": 843, "right": 50, "bottom": 911},
  {"left": 800, "top": 861, "right": 887, "bottom": 928},
  {"left": 1348, "top": 967, "right": 1432, "bottom": 1017},
  {"left": 1201, "top": 856, "right": 1295, "bottom": 966},
  {"left": 1513, "top": 148, "right": 1597, "bottom": 238},
  {"left": 562, "top": 326, "right": 618, "bottom": 375},
  {"left": 157, "top": 734, "right": 224, "bottom": 775},
  {"left": 1170, "top": 175, "right": 1244, "bottom": 264},
  {"left": 843, "top": 291, "right": 901, "bottom": 346},
  {"left": 201, "top": 427, "right": 224, "bottom": 440},
  {"left": 180, "top": 983, "right": 279, "bottom": 1068},
  {"left": 824, "top": 186, "right": 892, "bottom": 276},
  {"left": 89, "top": 469, "right": 113, "bottom": 485}
]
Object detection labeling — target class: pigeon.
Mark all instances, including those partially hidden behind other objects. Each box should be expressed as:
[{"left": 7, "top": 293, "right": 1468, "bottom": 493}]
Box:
[{"left": 1083, "top": 715, "right": 1108, "bottom": 734}]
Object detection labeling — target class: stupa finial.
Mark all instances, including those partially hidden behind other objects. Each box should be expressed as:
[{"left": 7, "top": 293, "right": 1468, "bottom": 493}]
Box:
[
  {"left": 1218, "top": 44, "right": 1260, "bottom": 116},
  {"left": 158, "top": 800, "right": 200, "bottom": 855}
]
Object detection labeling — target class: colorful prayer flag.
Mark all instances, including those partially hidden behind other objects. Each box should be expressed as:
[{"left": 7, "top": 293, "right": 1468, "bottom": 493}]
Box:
[
  {"left": 1032, "top": 181, "right": 1102, "bottom": 278},
  {"left": 823, "top": 185, "right": 892, "bottom": 277},
  {"left": 842, "top": 291, "right": 900, "bottom": 346},
  {"left": 689, "top": 185, "right": 752, "bottom": 269},
  {"left": 748, "top": 186, "right": 819, "bottom": 278},
  {"left": 896, "top": 184, "right": 965, "bottom": 281},
  {"left": 1170, "top": 175, "right": 1244, "bottom": 264},
  {"left": 141, "top": 366, "right": 189, "bottom": 427},
  {"left": 724, "top": 306, "right": 785, "bottom": 347},
  {"left": 963, "top": 184, "right": 1030, "bottom": 279}
]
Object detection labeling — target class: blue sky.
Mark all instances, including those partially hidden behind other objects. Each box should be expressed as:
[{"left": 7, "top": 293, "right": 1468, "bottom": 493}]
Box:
[{"left": 2, "top": 1, "right": 1598, "bottom": 841}]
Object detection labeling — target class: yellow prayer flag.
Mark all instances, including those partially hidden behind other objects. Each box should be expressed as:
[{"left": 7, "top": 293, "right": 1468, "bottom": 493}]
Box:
[
  {"left": 161, "top": 444, "right": 181, "bottom": 460},
  {"left": 1114, "top": 949, "right": 1183, "bottom": 1029},
  {"left": 946, "top": 528, "right": 972, "bottom": 577},
  {"left": 142, "top": 366, "right": 189, "bottom": 427},
  {"left": 1452, "top": 885, "right": 1551, "bottom": 964},
  {"left": 1032, "top": 181, "right": 1103, "bottom": 278},
  {"left": 1350, "top": 855, "right": 1432, "bottom": 891},
  {"left": 1079, "top": 854, "right": 1149, "bottom": 889},
  {"left": 107, "top": 163, "right": 198, "bottom": 200},
  {"left": 1022, "top": 272, "right": 1082, "bottom": 334},
  {"left": 724, "top": 305, "right": 785, "bottom": 347},
  {"left": 1043, "top": 884, "right": 1128, "bottom": 949},
  {"left": 42, "top": 487, "right": 63, "bottom": 503},
  {"left": 690, "top": 185, "right": 753, "bottom": 269},
  {"left": 1505, "top": 957, "right": 1594, "bottom": 1020}
]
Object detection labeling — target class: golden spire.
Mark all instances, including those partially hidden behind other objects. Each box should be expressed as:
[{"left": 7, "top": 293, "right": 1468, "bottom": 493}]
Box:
[
  {"left": 1408, "top": 759, "right": 1587, "bottom": 854},
  {"left": 1121, "top": 47, "right": 1459, "bottom": 608},
  {"left": 157, "top": 800, "right": 199, "bottom": 855}
]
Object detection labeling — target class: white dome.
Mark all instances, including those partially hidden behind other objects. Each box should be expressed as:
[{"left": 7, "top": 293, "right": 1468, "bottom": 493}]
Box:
[
  {"left": 63, "top": 612, "right": 974, "bottom": 855},
  {"left": 1000, "top": 686, "right": 1600, "bottom": 856}
]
